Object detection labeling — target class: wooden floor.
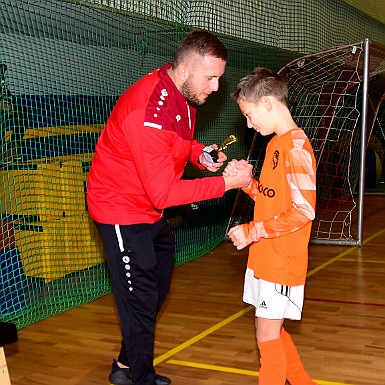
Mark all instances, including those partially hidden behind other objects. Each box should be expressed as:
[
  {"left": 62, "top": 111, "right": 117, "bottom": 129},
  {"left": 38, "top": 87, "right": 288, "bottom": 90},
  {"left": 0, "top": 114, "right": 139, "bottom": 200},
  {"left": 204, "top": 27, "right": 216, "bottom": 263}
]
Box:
[{"left": 5, "top": 195, "right": 385, "bottom": 385}]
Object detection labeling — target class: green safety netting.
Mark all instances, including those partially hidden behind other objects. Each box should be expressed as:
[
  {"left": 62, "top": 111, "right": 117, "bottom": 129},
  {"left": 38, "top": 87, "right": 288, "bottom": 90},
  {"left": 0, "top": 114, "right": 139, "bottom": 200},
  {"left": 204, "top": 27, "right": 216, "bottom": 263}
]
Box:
[{"left": 1, "top": 0, "right": 385, "bottom": 328}]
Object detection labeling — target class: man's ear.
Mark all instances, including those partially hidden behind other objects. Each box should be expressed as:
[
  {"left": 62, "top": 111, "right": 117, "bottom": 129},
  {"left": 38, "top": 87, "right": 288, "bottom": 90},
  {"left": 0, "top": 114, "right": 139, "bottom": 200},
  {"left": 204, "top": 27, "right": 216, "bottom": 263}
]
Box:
[{"left": 177, "top": 63, "right": 189, "bottom": 82}]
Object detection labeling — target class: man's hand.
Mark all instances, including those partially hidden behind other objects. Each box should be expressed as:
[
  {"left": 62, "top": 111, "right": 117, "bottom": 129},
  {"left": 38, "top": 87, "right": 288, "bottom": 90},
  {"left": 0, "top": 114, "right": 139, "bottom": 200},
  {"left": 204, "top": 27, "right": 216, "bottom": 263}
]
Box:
[
  {"left": 223, "top": 159, "right": 253, "bottom": 191},
  {"left": 222, "top": 159, "right": 250, "bottom": 177},
  {"left": 199, "top": 144, "right": 227, "bottom": 172},
  {"left": 227, "top": 225, "right": 248, "bottom": 250}
]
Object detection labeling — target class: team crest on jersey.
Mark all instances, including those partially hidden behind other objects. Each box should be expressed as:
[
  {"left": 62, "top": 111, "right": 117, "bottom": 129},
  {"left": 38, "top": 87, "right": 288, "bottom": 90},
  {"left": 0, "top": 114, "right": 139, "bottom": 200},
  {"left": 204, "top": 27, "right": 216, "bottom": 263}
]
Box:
[{"left": 272, "top": 150, "right": 279, "bottom": 169}]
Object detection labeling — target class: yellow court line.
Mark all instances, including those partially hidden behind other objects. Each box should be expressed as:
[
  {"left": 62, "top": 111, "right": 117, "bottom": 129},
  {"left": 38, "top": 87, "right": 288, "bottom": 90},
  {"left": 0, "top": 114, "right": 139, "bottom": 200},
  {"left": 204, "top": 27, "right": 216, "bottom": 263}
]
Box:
[
  {"left": 307, "top": 227, "right": 385, "bottom": 278},
  {"left": 153, "top": 305, "right": 253, "bottom": 365},
  {"left": 167, "top": 359, "right": 357, "bottom": 385},
  {"left": 362, "top": 227, "right": 385, "bottom": 245},
  {"left": 168, "top": 359, "right": 259, "bottom": 377},
  {"left": 154, "top": 227, "right": 385, "bottom": 382}
]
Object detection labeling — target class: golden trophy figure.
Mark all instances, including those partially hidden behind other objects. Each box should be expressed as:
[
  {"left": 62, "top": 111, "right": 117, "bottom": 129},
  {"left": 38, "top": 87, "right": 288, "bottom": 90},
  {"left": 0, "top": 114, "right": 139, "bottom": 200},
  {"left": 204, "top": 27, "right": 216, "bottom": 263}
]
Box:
[{"left": 202, "top": 135, "right": 238, "bottom": 163}]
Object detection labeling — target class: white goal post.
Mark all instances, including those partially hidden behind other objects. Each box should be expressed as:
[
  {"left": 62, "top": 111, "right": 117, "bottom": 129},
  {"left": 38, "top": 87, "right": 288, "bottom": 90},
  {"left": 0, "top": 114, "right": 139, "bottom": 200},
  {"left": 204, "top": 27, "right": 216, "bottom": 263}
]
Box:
[{"left": 227, "top": 38, "right": 385, "bottom": 246}]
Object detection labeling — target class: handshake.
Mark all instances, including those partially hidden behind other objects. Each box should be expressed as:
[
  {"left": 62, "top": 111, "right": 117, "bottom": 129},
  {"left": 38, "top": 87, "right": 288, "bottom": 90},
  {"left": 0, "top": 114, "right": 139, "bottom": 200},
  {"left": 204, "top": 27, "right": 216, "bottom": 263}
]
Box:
[
  {"left": 222, "top": 159, "right": 253, "bottom": 192},
  {"left": 198, "top": 144, "right": 252, "bottom": 191}
]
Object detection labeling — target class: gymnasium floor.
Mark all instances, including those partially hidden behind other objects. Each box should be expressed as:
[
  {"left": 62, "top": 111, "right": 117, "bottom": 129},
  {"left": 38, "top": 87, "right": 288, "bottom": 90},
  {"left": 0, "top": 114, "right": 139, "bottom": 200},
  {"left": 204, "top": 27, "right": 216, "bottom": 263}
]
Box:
[{"left": 5, "top": 195, "right": 385, "bottom": 385}]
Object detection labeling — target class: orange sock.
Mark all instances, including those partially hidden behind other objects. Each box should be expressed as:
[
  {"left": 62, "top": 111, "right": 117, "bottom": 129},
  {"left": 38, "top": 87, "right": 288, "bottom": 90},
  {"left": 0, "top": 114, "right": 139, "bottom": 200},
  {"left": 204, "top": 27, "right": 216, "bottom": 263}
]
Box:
[
  {"left": 280, "top": 328, "right": 316, "bottom": 385},
  {"left": 257, "top": 338, "right": 287, "bottom": 385}
]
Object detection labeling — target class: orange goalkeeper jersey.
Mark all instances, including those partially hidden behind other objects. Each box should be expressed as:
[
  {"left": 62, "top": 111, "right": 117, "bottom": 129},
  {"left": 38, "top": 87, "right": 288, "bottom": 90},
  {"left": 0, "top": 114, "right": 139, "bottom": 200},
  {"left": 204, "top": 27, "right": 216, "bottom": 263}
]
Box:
[{"left": 241, "top": 128, "right": 316, "bottom": 286}]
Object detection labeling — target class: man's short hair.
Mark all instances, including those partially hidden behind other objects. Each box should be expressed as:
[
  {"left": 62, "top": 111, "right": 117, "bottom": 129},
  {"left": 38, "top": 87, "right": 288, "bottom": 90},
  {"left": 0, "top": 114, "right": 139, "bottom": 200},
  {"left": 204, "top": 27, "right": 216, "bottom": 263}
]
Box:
[{"left": 173, "top": 30, "right": 227, "bottom": 67}]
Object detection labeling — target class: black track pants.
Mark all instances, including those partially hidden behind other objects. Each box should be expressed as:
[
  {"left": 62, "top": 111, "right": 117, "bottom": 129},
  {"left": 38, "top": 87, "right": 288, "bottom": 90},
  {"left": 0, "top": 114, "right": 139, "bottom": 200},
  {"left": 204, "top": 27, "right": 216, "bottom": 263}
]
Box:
[{"left": 96, "top": 218, "right": 175, "bottom": 385}]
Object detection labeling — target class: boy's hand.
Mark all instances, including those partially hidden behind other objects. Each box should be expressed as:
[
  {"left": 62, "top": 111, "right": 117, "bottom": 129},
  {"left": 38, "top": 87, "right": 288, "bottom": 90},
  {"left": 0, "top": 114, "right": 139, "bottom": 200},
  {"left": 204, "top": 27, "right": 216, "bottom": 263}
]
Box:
[
  {"left": 223, "top": 161, "right": 253, "bottom": 191},
  {"left": 227, "top": 225, "right": 248, "bottom": 250},
  {"left": 223, "top": 159, "right": 250, "bottom": 177}
]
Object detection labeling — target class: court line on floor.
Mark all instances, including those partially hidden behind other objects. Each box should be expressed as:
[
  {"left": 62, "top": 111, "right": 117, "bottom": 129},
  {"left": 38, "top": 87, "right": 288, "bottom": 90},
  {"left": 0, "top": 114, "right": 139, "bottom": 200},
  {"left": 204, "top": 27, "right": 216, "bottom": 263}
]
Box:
[
  {"left": 155, "top": 227, "right": 385, "bottom": 381},
  {"left": 154, "top": 305, "right": 253, "bottom": 365},
  {"left": 167, "top": 359, "right": 356, "bottom": 385},
  {"left": 307, "top": 228, "right": 385, "bottom": 278},
  {"left": 306, "top": 297, "right": 385, "bottom": 307},
  {"left": 340, "top": 258, "right": 385, "bottom": 264}
]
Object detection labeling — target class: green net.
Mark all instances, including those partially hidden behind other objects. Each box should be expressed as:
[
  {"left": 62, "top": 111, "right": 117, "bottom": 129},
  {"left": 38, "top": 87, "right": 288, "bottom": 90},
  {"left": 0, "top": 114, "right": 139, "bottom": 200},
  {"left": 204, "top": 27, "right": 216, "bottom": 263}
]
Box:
[
  {"left": 1, "top": 0, "right": 385, "bottom": 328},
  {"left": 228, "top": 40, "right": 385, "bottom": 245}
]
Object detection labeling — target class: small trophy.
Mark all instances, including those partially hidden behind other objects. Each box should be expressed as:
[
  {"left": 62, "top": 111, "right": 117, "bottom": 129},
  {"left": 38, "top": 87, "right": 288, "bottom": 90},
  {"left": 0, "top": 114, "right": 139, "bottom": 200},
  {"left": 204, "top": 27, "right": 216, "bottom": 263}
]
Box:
[{"left": 202, "top": 135, "right": 238, "bottom": 163}]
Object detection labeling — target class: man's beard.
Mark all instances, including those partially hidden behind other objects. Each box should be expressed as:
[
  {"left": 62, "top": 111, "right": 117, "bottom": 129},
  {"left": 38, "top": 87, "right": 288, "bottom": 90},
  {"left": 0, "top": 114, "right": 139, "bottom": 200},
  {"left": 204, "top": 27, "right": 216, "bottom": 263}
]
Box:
[{"left": 181, "top": 79, "right": 204, "bottom": 107}]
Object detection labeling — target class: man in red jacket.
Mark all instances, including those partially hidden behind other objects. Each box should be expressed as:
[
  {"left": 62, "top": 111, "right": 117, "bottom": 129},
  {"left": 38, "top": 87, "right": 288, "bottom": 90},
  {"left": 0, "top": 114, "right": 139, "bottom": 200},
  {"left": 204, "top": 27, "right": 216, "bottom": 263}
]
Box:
[{"left": 87, "top": 30, "right": 252, "bottom": 385}]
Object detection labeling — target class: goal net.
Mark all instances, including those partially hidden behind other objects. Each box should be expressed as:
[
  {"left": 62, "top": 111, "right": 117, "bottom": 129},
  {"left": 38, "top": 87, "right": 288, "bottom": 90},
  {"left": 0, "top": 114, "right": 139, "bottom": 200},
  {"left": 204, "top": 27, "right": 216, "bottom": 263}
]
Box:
[
  {"left": 0, "top": 0, "right": 291, "bottom": 328},
  {"left": 1, "top": 0, "right": 385, "bottom": 329},
  {"left": 228, "top": 39, "right": 385, "bottom": 245}
]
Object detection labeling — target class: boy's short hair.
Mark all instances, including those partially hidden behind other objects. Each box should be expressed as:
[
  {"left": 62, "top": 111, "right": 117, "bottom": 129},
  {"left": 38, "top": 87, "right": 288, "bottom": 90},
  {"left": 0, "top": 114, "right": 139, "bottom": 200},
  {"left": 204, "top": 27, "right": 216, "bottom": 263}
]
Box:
[
  {"left": 232, "top": 67, "right": 289, "bottom": 108},
  {"left": 173, "top": 30, "right": 228, "bottom": 67}
]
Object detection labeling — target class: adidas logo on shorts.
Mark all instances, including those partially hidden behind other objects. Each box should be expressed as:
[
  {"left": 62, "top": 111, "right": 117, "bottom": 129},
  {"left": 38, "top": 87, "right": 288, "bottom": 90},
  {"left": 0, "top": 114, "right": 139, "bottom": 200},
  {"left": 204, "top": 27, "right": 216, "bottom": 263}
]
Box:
[{"left": 259, "top": 301, "right": 267, "bottom": 309}]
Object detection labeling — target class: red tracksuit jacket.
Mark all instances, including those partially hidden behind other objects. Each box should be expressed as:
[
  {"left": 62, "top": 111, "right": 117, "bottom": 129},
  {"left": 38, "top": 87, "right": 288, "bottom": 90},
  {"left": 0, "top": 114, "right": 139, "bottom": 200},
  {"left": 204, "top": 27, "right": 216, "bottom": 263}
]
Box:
[{"left": 87, "top": 64, "right": 225, "bottom": 225}]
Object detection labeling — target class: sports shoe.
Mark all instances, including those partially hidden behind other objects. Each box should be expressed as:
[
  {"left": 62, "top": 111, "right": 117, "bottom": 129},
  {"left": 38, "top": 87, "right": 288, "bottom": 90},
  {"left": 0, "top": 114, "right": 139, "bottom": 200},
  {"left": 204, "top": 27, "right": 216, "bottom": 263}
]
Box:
[{"left": 109, "top": 359, "right": 171, "bottom": 385}]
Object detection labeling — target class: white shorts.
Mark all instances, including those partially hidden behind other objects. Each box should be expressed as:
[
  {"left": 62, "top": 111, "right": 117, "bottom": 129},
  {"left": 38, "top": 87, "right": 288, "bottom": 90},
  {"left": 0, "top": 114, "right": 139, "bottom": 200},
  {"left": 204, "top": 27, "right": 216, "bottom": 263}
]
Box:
[{"left": 243, "top": 268, "right": 304, "bottom": 320}]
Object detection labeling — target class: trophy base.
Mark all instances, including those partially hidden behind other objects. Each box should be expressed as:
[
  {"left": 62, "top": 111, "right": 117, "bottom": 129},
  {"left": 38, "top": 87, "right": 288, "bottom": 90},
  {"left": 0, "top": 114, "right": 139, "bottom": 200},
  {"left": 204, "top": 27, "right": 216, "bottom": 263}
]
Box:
[{"left": 202, "top": 147, "right": 219, "bottom": 163}]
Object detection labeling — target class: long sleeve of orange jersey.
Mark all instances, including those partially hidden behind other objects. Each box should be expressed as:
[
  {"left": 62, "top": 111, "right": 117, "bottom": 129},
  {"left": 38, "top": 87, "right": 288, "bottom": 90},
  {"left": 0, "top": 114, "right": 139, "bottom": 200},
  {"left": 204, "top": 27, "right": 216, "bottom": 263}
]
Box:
[
  {"left": 242, "top": 147, "right": 316, "bottom": 244},
  {"left": 241, "top": 179, "right": 258, "bottom": 201}
]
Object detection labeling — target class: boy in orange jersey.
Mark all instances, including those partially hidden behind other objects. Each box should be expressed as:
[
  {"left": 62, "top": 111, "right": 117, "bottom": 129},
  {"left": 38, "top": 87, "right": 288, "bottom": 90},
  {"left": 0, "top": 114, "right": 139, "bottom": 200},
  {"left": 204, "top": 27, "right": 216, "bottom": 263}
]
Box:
[{"left": 225, "top": 67, "right": 317, "bottom": 385}]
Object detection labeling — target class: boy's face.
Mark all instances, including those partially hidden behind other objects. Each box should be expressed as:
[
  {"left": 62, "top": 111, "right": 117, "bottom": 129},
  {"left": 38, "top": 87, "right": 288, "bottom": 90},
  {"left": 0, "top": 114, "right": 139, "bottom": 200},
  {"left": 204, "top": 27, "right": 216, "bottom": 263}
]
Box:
[{"left": 238, "top": 98, "right": 274, "bottom": 136}]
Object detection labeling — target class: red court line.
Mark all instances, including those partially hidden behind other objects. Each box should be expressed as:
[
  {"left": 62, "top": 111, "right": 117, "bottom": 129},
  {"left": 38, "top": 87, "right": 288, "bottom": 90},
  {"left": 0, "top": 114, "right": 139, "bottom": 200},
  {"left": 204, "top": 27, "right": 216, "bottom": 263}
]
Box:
[{"left": 306, "top": 297, "right": 385, "bottom": 307}]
